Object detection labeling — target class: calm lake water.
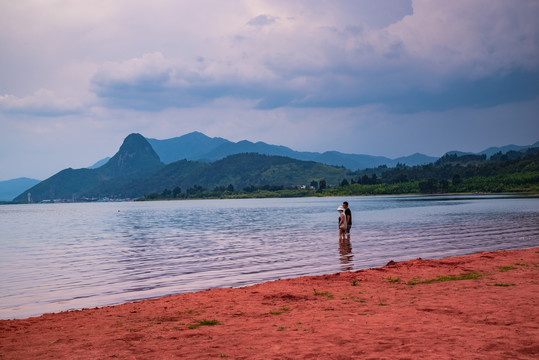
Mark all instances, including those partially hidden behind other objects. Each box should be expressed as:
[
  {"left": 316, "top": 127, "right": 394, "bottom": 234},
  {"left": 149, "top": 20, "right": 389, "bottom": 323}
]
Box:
[{"left": 1, "top": 195, "right": 538, "bottom": 319}]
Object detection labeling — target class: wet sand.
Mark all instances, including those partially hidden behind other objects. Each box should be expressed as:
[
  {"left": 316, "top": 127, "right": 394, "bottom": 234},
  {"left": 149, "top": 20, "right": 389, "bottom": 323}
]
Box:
[{"left": 1, "top": 247, "right": 538, "bottom": 359}]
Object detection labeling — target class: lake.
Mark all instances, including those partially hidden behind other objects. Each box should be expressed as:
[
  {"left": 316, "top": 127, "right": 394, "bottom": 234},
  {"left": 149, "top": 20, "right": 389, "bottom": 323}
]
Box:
[{"left": 1, "top": 194, "right": 538, "bottom": 319}]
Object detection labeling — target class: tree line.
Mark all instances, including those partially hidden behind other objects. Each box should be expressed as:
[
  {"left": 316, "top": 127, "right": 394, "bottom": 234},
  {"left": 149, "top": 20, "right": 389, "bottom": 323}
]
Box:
[{"left": 138, "top": 149, "right": 539, "bottom": 201}]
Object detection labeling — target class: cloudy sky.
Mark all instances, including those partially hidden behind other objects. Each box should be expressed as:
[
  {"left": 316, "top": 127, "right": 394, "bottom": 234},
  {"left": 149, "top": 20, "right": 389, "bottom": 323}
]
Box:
[{"left": 1, "top": 0, "right": 538, "bottom": 180}]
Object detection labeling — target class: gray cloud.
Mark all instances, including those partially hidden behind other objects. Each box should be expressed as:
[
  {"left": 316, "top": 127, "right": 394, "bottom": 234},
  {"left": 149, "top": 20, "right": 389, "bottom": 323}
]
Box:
[
  {"left": 85, "top": 1, "right": 539, "bottom": 113},
  {"left": 247, "top": 14, "right": 278, "bottom": 27}
]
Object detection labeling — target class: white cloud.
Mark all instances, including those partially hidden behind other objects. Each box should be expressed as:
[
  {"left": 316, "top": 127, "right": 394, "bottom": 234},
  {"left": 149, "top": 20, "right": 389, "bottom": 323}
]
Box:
[
  {"left": 0, "top": 89, "right": 82, "bottom": 116},
  {"left": 92, "top": 53, "right": 175, "bottom": 88}
]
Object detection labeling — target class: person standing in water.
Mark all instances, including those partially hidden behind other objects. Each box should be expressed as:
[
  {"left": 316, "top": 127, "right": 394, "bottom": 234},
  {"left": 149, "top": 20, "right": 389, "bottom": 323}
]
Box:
[
  {"left": 343, "top": 201, "right": 352, "bottom": 238},
  {"left": 338, "top": 205, "right": 347, "bottom": 240}
]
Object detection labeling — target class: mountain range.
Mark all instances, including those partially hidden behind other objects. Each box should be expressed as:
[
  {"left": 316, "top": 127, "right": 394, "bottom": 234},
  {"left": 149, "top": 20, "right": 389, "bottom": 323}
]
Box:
[
  {"left": 4, "top": 132, "right": 539, "bottom": 202},
  {"left": 13, "top": 134, "right": 352, "bottom": 202},
  {"left": 447, "top": 142, "right": 539, "bottom": 157},
  {"left": 146, "top": 131, "right": 438, "bottom": 170}
]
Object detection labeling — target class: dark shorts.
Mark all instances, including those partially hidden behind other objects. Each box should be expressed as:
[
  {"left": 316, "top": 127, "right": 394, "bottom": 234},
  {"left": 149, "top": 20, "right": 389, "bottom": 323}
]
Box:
[{"left": 346, "top": 225, "right": 352, "bottom": 234}]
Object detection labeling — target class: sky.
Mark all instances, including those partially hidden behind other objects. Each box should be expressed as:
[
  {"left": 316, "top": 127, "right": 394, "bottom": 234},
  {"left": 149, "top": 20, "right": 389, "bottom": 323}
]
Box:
[{"left": 1, "top": 0, "right": 538, "bottom": 181}]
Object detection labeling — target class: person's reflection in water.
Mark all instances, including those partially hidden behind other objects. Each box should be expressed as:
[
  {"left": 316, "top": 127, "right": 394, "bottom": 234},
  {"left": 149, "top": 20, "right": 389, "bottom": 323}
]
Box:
[{"left": 339, "top": 237, "right": 353, "bottom": 271}]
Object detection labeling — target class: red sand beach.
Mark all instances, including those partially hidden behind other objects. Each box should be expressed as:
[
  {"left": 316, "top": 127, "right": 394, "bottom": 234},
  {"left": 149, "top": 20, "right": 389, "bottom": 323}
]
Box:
[{"left": 1, "top": 247, "right": 538, "bottom": 359}]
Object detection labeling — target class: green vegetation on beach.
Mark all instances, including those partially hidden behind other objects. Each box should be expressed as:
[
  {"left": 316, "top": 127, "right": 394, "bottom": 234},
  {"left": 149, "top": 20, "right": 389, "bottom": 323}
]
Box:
[
  {"left": 407, "top": 272, "right": 483, "bottom": 285},
  {"left": 187, "top": 319, "right": 223, "bottom": 329}
]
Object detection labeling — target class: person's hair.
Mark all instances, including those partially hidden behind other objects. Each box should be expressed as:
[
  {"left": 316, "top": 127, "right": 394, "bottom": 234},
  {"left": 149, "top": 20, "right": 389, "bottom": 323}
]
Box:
[{"left": 343, "top": 201, "right": 348, "bottom": 206}]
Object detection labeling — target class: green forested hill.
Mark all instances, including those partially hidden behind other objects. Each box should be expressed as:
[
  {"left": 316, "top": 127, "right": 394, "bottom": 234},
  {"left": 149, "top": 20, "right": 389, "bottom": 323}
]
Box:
[
  {"left": 132, "top": 153, "right": 350, "bottom": 198},
  {"left": 327, "top": 149, "right": 539, "bottom": 196},
  {"left": 13, "top": 168, "right": 103, "bottom": 202},
  {"left": 117, "top": 159, "right": 211, "bottom": 198},
  {"left": 183, "top": 153, "right": 349, "bottom": 189},
  {"left": 376, "top": 148, "right": 539, "bottom": 185}
]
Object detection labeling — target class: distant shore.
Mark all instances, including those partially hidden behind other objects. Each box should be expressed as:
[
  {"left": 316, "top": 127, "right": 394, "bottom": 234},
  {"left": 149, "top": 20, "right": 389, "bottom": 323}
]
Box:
[
  {"left": 1, "top": 247, "right": 538, "bottom": 359},
  {"left": 3, "top": 190, "right": 537, "bottom": 205}
]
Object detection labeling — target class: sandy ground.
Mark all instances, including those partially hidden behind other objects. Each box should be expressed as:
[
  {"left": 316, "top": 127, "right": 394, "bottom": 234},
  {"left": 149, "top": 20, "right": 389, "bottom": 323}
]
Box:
[{"left": 1, "top": 247, "right": 538, "bottom": 359}]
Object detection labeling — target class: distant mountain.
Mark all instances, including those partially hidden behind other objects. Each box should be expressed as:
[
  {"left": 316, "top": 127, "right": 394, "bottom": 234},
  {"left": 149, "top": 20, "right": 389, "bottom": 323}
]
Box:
[
  {"left": 97, "top": 133, "right": 163, "bottom": 179},
  {"left": 146, "top": 132, "right": 229, "bottom": 163},
  {"left": 444, "top": 150, "right": 473, "bottom": 157},
  {"left": 88, "top": 157, "right": 110, "bottom": 169},
  {"left": 392, "top": 153, "right": 438, "bottom": 167},
  {"left": 0, "top": 177, "right": 41, "bottom": 201},
  {"left": 13, "top": 134, "right": 164, "bottom": 202},
  {"left": 146, "top": 132, "right": 439, "bottom": 170},
  {"left": 478, "top": 141, "right": 539, "bottom": 157},
  {"left": 445, "top": 141, "right": 539, "bottom": 158}
]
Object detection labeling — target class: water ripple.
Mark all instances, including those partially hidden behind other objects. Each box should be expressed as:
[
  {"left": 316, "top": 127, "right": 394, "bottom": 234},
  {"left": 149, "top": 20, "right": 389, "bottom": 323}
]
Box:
[{"left": 1, "top": 195, "right": 538, "bottom": 319}]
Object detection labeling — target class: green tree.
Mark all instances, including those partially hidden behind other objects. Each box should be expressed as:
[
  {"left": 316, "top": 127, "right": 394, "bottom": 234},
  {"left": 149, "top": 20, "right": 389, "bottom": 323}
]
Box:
[
  {"left": 161, "top": 188, "right": 172, "bottom": 198},
  {"left": 440, "top": 179, "right": 449, "bottom": 193},
  {"left": 419, "top": 178, "right": 439, "bottom": 193}
]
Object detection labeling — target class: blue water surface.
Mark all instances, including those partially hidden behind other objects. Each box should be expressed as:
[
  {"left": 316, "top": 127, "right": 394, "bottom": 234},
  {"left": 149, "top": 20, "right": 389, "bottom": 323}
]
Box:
[{"left": 0, "top": 194, "right": 537, "bottom": 319}]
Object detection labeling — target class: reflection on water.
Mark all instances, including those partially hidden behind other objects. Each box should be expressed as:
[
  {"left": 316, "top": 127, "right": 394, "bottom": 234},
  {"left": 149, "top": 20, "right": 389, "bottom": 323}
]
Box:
[
  {"left": 338, "top": 236, "right": 353, "bottom": 271},
  {"left": 0, "top": 195, "right": 538, "bottom": 319}
]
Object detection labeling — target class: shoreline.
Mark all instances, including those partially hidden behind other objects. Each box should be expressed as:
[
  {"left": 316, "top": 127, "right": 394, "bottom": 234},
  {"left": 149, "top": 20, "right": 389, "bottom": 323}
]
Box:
[
  {"left": 3, "top": 191, "right": 538, "bottom": 205},
  {"left": 1, "top": 247, "right": 538, "bottom": 359}
]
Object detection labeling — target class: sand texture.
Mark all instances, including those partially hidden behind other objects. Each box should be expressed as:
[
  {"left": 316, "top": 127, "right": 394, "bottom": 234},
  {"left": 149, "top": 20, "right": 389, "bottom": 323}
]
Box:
[{"left": 1, "top": 247, "right": 538, "bottom": 359}]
